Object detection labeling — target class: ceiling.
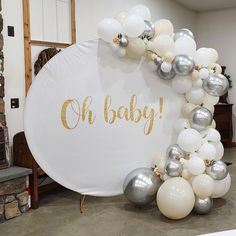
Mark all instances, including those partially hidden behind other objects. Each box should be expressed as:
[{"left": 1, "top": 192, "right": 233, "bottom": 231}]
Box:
[{"left": 173, "top": 0, "right": 236, "bottom": 12}]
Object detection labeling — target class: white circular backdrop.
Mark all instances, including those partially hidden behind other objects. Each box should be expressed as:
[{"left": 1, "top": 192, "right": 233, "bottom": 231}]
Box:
[{"left": 24, "top": 39, "right": 184, "bottom": 196}]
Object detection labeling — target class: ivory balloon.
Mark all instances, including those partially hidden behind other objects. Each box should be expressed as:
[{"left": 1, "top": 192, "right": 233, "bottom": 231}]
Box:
[
  {"left": 191, "top": 70, "right": 200, "bottom": 80},
  {"left": 192, "top": 79, "right": 203, "bottom": 88},
  {"left": 209, "top": 48, "right": 219, "bottom": 63},
  {"left": 203, "top": 93, "right": 219, "bottom": 105},
  {"left": 126, "top": 38, "right": 146, "bottom": 59},
  {"left": 177, "top": 128, "right": 202, "bottom": 153},
  {"left": 192, "top": 174, "right": 214, "bottom": 198},
  {"left": 174, "top": 118, "right": 190, "bottom": 133},
  {"left": 115, "top": 11, "right": 128, "bottom": 24},
  {"left": 172, "top": 76, "right": 192, "bottom": 94},
  {"left": 187, "top": 156, "right": 206, "bottom": 176},
  {"left": 154, "top": 19, "right": 174, "bottom": 36},
  {"left": 212, "top": 174, "right": 231, "bottom": 198},
  {"left": 202, "top": 103, "right": 215, "bottom": 114},
  {"left": 175, "top": 36, "right": 196, "bottom": 57},
  {"left": 182, "top": 103, "right": 197, "bottom": 118},
  {"left": 209, "top": 63, "right": 222, "bottom": 74},
  {"left": 130, "top": 4, "right": 151, "bottom": 21},
  {"left": 194, "top": 48, "right": 214, "bottom": 67},
  {"left": 98, "top": 18, "right": 122, "bottom": 42},
  {"left": 123, "top": 15, "right": 145, "bottom": 38},
  {"left": 198, "top": 143, "right": 216, "bottom": 161},
  {"left": 153, "top": 34, "right": 175, "bottom": 57},
  {"left": 215, "top": 142, "right": 224, "bottom": 161},
  {"left": 156, "top": 177, "right": 195, "bottom": 220},
  {"left": 185, "top": 88, "right": 205, "bottom": 105},
  {"left": 182, "top": 169, "right": 192, "bottom": 180}
]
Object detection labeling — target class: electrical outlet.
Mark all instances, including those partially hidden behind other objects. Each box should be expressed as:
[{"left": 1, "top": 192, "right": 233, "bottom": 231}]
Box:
[
  {"left": 11, "top": 98, "right": 19, "bottom": 109},
  {"left": 8, "top": 26, "right": 15, "bottom": 37}
]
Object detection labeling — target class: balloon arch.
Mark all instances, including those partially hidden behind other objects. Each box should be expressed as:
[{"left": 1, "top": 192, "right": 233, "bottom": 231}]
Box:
[{"left": 98, "top": 4, "right": 230, "bottom": 220}]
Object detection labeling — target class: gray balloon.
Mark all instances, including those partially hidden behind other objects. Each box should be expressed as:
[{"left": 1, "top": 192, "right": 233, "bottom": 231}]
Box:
[
  {"left": 174, "top": 28, "right": 194, "bottom": 41},
  {"left": 119, "top": 37, "right": 128, "bottom": 47},
  {"left": 172, "top": 55, "right": 195, "bottom": 76},
  {"left": 157, "top": 65, "right": 176, "bottom": 80},
  {"left": 123, "top": 167, "right": 162, "bottom": 206},
  {"left": 166, "top": 144, "right": 185, "bottom": 161},
  {"left": 206, "top": 161, "right": 228, "bottom": 180},
  {"left": 189, "top": 107, "right": 213, "bottom": 131},
  {"left": 165, "top": 159, "right": 183, "bottom": 177},
  {"left": 194, "top": 197, "right": 213, "bottom": 215},
  {"left": 139, "top": 20, "right": 155, "bottom": 40},
  {"left": 203, "top": 73, "right": 229, "bottom": 97}
]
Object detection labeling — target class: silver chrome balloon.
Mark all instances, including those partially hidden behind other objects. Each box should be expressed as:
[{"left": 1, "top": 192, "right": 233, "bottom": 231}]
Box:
[
  {"left": 119, "top": 37, "right": 128, "bottom": 47},
  {"left": 172, "top": 55, "right": 195, "bottom": 76},
  {"left": 139, "top": 20, "right": 155, "bottom": 40},
  {"left": 203, "top": 73, "right": 229, "bottom": 97},
  {"left": 166, "top": 144, "right": 185, "bottom": 161},
  {"left": 123, "top": 167, "right": 162, "bottom": 206},
  {"left": 157, "top": 65, "right": 176, "bottom": 80},
  {"left": 174, "top": 28, "right": 194, "bottom": 41},
  {"left": 206, "top": 161, "right": 228, "bottom": 180},
  {"left": 154, "top": 58, "right": 163, "bottom": 68},
  {"left": 194, "top": 197, "right": 213, "bottom": 215},
  {"left": 165, "top": 159, "right": 183, "bottom": 177},
  {"left": 189, "top": 107, "right": 213, "bottom": 131}
]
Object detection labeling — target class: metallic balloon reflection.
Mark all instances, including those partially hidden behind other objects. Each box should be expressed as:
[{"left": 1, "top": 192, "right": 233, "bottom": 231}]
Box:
[
  {"left": 172, "top": 55, "right": 195, "bottom": 76},
  {"left": 119, "top": 37, "right": 128, "bottom": 47},
  {"left": 189, "top": 107, "right": 213, "bottom": 131},
  {"left": 123, "top": 167, "right": 162, "bottom": 206},
  {"left": 165, "top": 159, "right": 183, "bottom": 177},
  {"left": 194, "top": 197, "right": 213, "bottom": 215},
  {"left": 206, "top": 161, "right": 228, "bottom": 180},
  {"left": 174, "top": 28, "right": 194, "bottom": 41},
  {"left": 139, "top": 20, "right": 155, "bottom": 40},
  {"left": 157, "top": 66, "right": 176, "bottom": 80},
  {"left": 203, "top": 74, "right": 229, "bottom": 97},
  {"left": 166, "top": 144, "right": 185, "bottom": 161}
]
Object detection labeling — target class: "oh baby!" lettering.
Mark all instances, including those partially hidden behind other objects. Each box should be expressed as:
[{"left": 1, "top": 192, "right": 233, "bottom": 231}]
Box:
[{"left": 61, "top": 95, "right": 163, "bottom": 135}]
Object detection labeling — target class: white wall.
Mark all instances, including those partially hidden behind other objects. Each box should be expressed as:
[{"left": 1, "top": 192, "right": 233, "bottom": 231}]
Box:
[
  {"left": 196, "top": 8, "right": 236, "bottom": 140},
  {"left": 2, "top": 0, "right": 197, "bottom": 161}
]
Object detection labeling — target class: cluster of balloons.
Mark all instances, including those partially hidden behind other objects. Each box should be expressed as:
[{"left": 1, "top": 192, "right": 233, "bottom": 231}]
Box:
[{"left": 98, "top": 4, "right": 231, "bottom": 220}]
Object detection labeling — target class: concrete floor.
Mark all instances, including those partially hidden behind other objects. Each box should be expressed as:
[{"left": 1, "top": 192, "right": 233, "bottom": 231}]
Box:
[{"left": 1, "top": 149, "right": 236, "bottom": 236}]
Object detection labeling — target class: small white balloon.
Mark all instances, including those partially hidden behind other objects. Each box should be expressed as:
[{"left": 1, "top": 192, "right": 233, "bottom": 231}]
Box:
[
  {"left": 161, "top": 62, "right": 172, "bottom": 73},
  {"left": 194, "top": 48, "right": 214, "bottom": 67},
  {"left": 172, "top": 76, "right": 192, "bottom": 94},
  {"left": 185, "top": 88, "right": 205, "bottom": 105},
  {"left": 208, "top": 63, "right": 222, "bottom": 74},
  {"left": 177, "top": 128, "right": 202, "bottom": 153},
  {"left": 192, "top": 78, "right": 203, "bottom": 88},
  {"left": 187, "top": 156, "right": 206, "bottom": 176},
  {"left": 174, "top": 118, "right": 190, "bottom": 133},
  {"left": 117, "top": 47, "right": 126, "bottom": 57},
  {"left": 192, "top": 174, "right": 214, "bottom": 198},
  {"left": 212, "top": 174, "right": 231, "bottom": 198},
  {"left": 154, "top": 19, "right": 174, "bottom": 36},
  {"left": 175, "top": 36, "right": 196, "bottom": 57},
  {"left": 199, "top": 67, "right": 210, "bottom": 79},
  {"left": 115, "top": 11, "right": 128, "bottom": 24},
  {"left": 123, "top": 14, "right": 145, "bottom": 38},
  {"left": 209, "top": 48, "right": 219, "bottom": 63},
  {"left": 215, "top": 142, "right": 224, "bottom": 161},
  {"left": 153, "top": 34, "right": 175, "bottom": 57},
  {"left": 130, "top": 4, "right": 151, "bottom": 21},
  {"left": 98, "top": 18, "right": 122, "bottom": 42},
  {"left": 198, "top": 143, "right": 216, "bottom": 161}
]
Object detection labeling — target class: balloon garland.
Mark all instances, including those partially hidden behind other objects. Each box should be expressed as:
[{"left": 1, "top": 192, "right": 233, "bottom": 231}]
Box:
[{"left": 98, "top": 4, "right": 230, "bottom": 220}]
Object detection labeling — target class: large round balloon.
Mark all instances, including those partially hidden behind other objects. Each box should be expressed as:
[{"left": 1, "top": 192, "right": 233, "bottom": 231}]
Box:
[{"left": 24, "top": 40, "right": 184, "bottom": 196}]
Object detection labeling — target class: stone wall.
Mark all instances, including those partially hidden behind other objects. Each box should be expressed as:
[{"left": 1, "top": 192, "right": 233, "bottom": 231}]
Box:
[{"left": 0, "top": 176, "right": 29, "bottom": 223}]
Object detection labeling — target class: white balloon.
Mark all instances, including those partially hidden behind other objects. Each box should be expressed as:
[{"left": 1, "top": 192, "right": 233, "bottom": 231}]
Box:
[
  {"left": 175, "top": 36, "right": 196, "bottom": 57},
  {"left": 110, "top": 43, "right": 120, "bottom": 51},
  {"left": 187, "top": 156, "right": 206, "bottom": 175},
  {"left": 201, "top": 128, "right": 221, "bottom": 144},
  {"left": 177, "top": 128, "right": 202, "bottom": 153},
  {"left": 208, "top": 63, "right": 222, "bottom": 74},
  {"left": 212, "top": 174, "right": 231, "bottom": 198},
  {"left": 203, "top": 93, "right": 219, "bottom": 105},
  {"left": 172, "top": 76, "right": 192, "bottom": 94},
  {"left": 156, "top": 177, "right": 195, "bottom": 220},
  {"left": 182, "top": 103, "right": 197, "bottom": 118},
  {"left": 117, "top": 47, "right": 126, "bottom": 57},
  {"left": 154, "top": 19, "right": 174, "bottom": 36},
  {"left": 130, "top": 4, "right": 151, "bottom": 21},
  {"left": 174, "top": 118, "right": 190, "bottom": 133},
  {"left": 192, "top": 78, "right": 203, "bottom": 88},
  {"left": 185, "top": 88, "right": 205, "bottom": 105},
  {"left": 199, "top": 67, "right": 210, "bottom": 79},
  {"left": 115, "top": 11, "right": 128, "bottom": 24},
  {"left": 98, "top": 18, "right": 122, "bottom": 42},
  {"left": 123, "top": 15, "right": 145, "bottom": 38},
  {"left": 211, "top": 119, "right": 216, "bottom": 129},
  {"left": 209, "top": 48, "right": 219, "bottom": 63},
  {"left": 215, "top": 142, "right": 224, "bottom": 161},
  {"left": 153, "top": 34, "right": 175, "bottom": 57},
  {"left": 161, "top": 62, "right": 172, "bottom": 73},
  {"left": 194, "top": 48, "right": 214, "bottom": 67},
  {"left": 192, "top": 174, "right": 214, "bottom": 198},
  {"left": 198, "top": 143, "right": 216, "bottom": 161}
]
